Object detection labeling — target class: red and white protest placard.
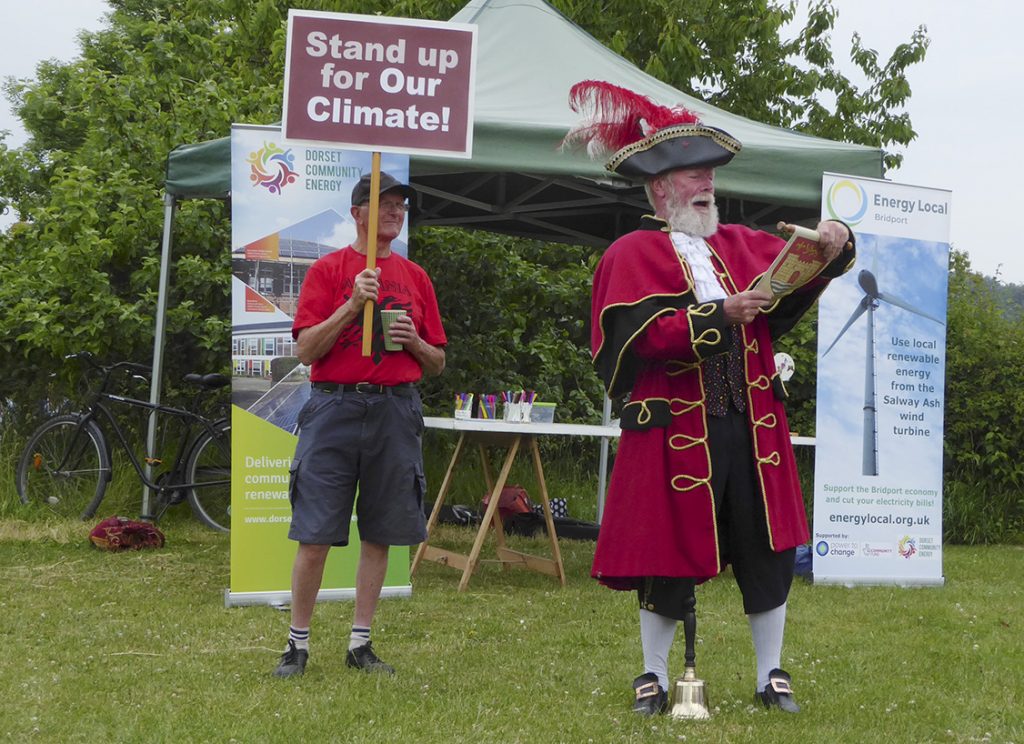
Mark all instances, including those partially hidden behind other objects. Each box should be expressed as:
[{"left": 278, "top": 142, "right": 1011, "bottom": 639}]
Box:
[{"left": 283, "top": 10, "right": 477, "bottom": 158}]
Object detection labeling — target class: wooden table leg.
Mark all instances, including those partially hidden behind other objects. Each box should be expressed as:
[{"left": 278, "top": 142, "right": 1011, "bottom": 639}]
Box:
[
  {"left": 412, "top": 432, "right": 466, "bottom": 576},
  {"left": 479, "top": 442, "right": 495, "bottom": 492},
  {"left": 530, "top": 436, "right": 566, "bottom": 586},
  {"left": 459, "top": 434, "right": 521, "bottom": 591},
  {"left": 478, "top": 441, "right": 509, "bottom": 557}
]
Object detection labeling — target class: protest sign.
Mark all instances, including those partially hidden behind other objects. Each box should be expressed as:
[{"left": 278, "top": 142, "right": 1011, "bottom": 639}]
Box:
[{"left": 283, "top": 10, "right": 477, "bottom": 157}]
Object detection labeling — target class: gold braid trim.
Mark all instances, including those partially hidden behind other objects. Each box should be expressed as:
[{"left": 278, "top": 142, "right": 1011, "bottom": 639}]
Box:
[
  {"left": 689, "top": 302, "right": 717, "bottom": 318},
  {"left": 690, "top": 327, "right": 722, "bottom": 350},
  {"left": 669, "top": 433, "right": 705, "bottom": 451},
  {"left": 666, "top": 360, "right": 700, "bottom": 376},
  {"left": 629, "top": 399, "right": 655, "bottom": 427},
  {"left": 749, "top": 375, "right": 771, "bottom": 391},
  {"left": 757, "top": 451, "right": 781, "bottom": 467},
  {"left": 606, "top": 124, "right": 742, "bottom": 171},
  {"left": 753, "top": 412, "right": 778, "bottom": 430},
  {"left": 687, "top": 302, "right": 723, "bottom": 356},
  {"left": 599, "top": 305, "right": 675, "bottom": 395},
  {"left": 705, "top": 242, "right": 739, "bottom": 294},
  {"left": 745, "top": 338, "right": 760, "bottom": 355},
  {"left": 671, "top": 473, "right": 711, "bottom": 492},
  {"left": 669, "top": 398, "right": 702, "bottom": 416},
  {"left": 676, "top": 251, "right": 696, "bottom": 289}
]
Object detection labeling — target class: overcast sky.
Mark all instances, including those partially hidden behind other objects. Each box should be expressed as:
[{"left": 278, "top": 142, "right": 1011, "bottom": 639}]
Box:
[{"left": 2, "top": 0, "right": 1020, "bottom": 282}]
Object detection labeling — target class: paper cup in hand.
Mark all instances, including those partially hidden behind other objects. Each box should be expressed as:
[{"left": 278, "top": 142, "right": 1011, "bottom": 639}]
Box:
[{"left": 380, "top": 309, "right": 407, "bottom": 351}]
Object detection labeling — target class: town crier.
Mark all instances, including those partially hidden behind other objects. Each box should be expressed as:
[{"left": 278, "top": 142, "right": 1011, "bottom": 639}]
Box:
[{"left": 564, "top": 81, "right": 855, "bottom": 716}]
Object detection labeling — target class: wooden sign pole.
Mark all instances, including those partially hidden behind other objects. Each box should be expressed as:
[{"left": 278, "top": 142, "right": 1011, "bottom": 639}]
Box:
[{"left": 361, "top": 152, "right": 382, "bottom": 357}]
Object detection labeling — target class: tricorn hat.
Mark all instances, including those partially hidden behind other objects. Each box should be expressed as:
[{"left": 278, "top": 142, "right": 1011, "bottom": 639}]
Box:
[{"left": 563, "top": 81, "right": 741, "bottom": 180}]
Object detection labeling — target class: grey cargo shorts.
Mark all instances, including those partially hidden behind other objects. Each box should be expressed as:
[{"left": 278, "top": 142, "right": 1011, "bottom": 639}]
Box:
[{"left": 287, "top": 387, "right": 428, "bottom": 547}]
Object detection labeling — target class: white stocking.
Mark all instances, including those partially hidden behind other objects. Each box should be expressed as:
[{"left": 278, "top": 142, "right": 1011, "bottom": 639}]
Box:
[
  {"left": 747, "top": 602, "right": 787, "bottom": 691},
  {"left": 639, "top": 608, "right": 677, "bottom": 689}
]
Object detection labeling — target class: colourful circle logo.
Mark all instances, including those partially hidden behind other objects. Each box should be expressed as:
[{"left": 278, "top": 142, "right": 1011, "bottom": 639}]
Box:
[
  {"left": 898, "top": 536, "right": 917, "bottom": 559},
  {"left": 815, "top": 541, "right": 829, "bottom": 556},
  {"left": 247, "top": 142, "right": 298, "bottom": 195},
  {"left": 825, "top": 179, "right": 869, "bottom": 226}
]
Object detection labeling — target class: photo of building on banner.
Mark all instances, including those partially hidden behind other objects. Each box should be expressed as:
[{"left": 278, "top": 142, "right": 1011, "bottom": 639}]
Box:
[
  {"left": 227, "top": 124, "right": 412, "bottom": 606},
  {"left": 812, "top": 173, "right": 951, "bottom": 586}
]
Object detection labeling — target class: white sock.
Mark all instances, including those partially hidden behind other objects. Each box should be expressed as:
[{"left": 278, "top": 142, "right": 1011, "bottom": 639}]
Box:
[
  {"left": 748, "top": 602, "right": 787, "bottom": 691},
  {"left": 639, "top": 609, "right": 677, "bottom": 690},
  {"left": 288, "top": 626, "right": 309, "bottom": 652},
  {"left": 348, "top": 624, "right": 371, "bottom": 651}
]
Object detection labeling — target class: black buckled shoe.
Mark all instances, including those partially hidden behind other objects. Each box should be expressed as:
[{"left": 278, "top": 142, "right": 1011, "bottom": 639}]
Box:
[
  {"left": 756, "top": 668, "right": 800, "bottom": 713},
  {"left": 272, "top": 640, "right": 308, "bottom": 678},
  {"left": 631, "top": 672, "right": 668, "bottom": 716},
  {"left": 346, "top": 641, "right": 395, "bottom": 675}
]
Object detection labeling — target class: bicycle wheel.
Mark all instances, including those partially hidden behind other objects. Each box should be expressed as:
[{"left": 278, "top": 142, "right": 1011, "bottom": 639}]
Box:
[
  {"left": 16, "top": 415, "right": 111, "bottom": 520},
  {"left": 185, "top": 420, "right": 231, "bottom": 532}
]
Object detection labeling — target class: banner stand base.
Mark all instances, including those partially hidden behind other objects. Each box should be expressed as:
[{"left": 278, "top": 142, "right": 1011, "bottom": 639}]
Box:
[
  {"left": 812, "top": 576, "right": 945, "bottom": 587},
  {"left": 224, "top": 584, "right": 412, "bottom": 608}
]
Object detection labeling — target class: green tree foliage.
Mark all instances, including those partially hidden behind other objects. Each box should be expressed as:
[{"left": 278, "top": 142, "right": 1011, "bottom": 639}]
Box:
[
  {"left": 772, "top": 304, "right": 820, "bottom": 437},
  {"left": 984, "top": 276, "right": 1024, "bottom": 321},
  {"left": 555, "top": 0, "right": 927, "bottom": 170},
  {"left": 0, "top": 0, "right": 282, "bottom": 405},
  {"left": 413, "top": 228, "right": 602, "bottom": 420},
  {"left": 942, "top": 251, "right": 1024, "bottom": 544}
]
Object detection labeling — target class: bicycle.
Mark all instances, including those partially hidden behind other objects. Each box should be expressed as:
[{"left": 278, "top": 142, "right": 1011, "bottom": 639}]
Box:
[{"left": 15, "top": 352, "right": 232, "bottom": 532}]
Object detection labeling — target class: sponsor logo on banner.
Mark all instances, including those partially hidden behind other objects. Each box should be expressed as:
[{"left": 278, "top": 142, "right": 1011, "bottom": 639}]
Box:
[
  {"left": 816, "top": 540, "right": 859, "bottom": 558},
  {"left": 861, "top": 543, "right": 894, "bottom": 558},
  {"left": 825, "top": 179, "right": 869, "bottom": 226},
  {"left": 247, "top": 141, "right": 299, "bottom": 195},
  {"left": 898, "top": 536, "right": 917, "bottom": 559}
]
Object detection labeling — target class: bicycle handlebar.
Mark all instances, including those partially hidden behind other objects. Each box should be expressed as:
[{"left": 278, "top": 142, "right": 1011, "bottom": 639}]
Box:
[
  {"left": 67, "top": 351, "right": 152, "bottom": 379},
  {"left": 68, "top": 352, "right": 227, "bottom": 394}
]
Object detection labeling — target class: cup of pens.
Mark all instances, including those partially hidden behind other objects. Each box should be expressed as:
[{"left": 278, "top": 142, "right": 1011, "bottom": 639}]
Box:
[
  {"left": 502, "top": 390, "right": 535, "bottom": 423},
  {"left": 477, "top": 393, "right": 498, "bottom": 420},
  {"left": 454, "top": 393, "right": 474, "bottom": 420}
]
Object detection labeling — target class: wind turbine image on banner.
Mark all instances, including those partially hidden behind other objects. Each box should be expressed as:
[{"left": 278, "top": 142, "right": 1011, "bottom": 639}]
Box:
[{"left": 823, "top": 269, "right": 945, "bottom": 477}]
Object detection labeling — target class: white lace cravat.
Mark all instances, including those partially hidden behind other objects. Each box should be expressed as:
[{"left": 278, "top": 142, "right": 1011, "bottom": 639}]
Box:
[{"left": 670, "top": 232, "right": 726, "bottom": 303}]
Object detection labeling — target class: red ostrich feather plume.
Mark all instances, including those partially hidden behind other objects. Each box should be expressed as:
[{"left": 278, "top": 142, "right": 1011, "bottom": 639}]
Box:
[{"left": 562, "top": 80, "right": 701, "bottom": 159}]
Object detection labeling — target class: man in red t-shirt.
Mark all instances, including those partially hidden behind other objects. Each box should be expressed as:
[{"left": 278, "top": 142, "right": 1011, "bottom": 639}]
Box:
[{"left": 273, "top": 172, "right": 446, "bottom": 679}]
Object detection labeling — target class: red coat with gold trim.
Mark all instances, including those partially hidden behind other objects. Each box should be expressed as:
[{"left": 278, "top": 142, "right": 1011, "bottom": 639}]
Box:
[{"left": 591, "top": 217, "right": 853, "bottom": 590}]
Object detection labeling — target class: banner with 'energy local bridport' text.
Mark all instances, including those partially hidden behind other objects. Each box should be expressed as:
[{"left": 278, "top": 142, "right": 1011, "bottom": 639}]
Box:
[{"left": 812, "top": 173, "right": 950, "bottom": 585}]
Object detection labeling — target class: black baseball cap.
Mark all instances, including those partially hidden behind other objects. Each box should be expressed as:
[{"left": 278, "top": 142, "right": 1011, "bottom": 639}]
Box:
[{"left": 350, "top": 172, "right": 415, "bottom": 206}]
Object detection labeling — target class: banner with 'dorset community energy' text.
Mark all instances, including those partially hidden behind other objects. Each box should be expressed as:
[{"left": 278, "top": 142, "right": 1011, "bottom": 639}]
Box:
[
  {"left": 812, "top": 173, "right": 951, "bottom": 586},
  {"left": 226, "top": 123, "right": 412, "bottom": 606}
]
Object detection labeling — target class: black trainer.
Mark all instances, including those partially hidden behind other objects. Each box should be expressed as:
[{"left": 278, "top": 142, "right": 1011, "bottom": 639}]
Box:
[
  {"left": 756, "top": 668, "right": 800, "bottom": 713},
  {"left": 346, "top": 641, "right": 395, "bottom": 675},
  {"left": 272, "top": 639, "right": 308, "bottom": 678},
  {"left": 631, "top": 672, "right": 668, "bottom": 716}
]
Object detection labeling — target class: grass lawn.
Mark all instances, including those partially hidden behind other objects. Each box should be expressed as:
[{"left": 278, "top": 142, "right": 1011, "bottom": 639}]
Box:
[{"left": 0, "top": 514, "right": 1021, "bottom": 743}]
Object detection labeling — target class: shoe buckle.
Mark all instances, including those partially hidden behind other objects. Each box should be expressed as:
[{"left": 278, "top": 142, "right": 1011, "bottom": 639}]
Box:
[
  {"left": 769, "top": 677, "right": 792, "bottom": 695},
  {"left": 635, "top": 681, "right": 660, "bottom": 699}
]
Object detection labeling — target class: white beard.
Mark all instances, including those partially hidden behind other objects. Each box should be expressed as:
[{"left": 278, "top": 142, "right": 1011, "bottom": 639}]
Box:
[{"left": 663, "top": 191, "right": 719, "bottom": 238}]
